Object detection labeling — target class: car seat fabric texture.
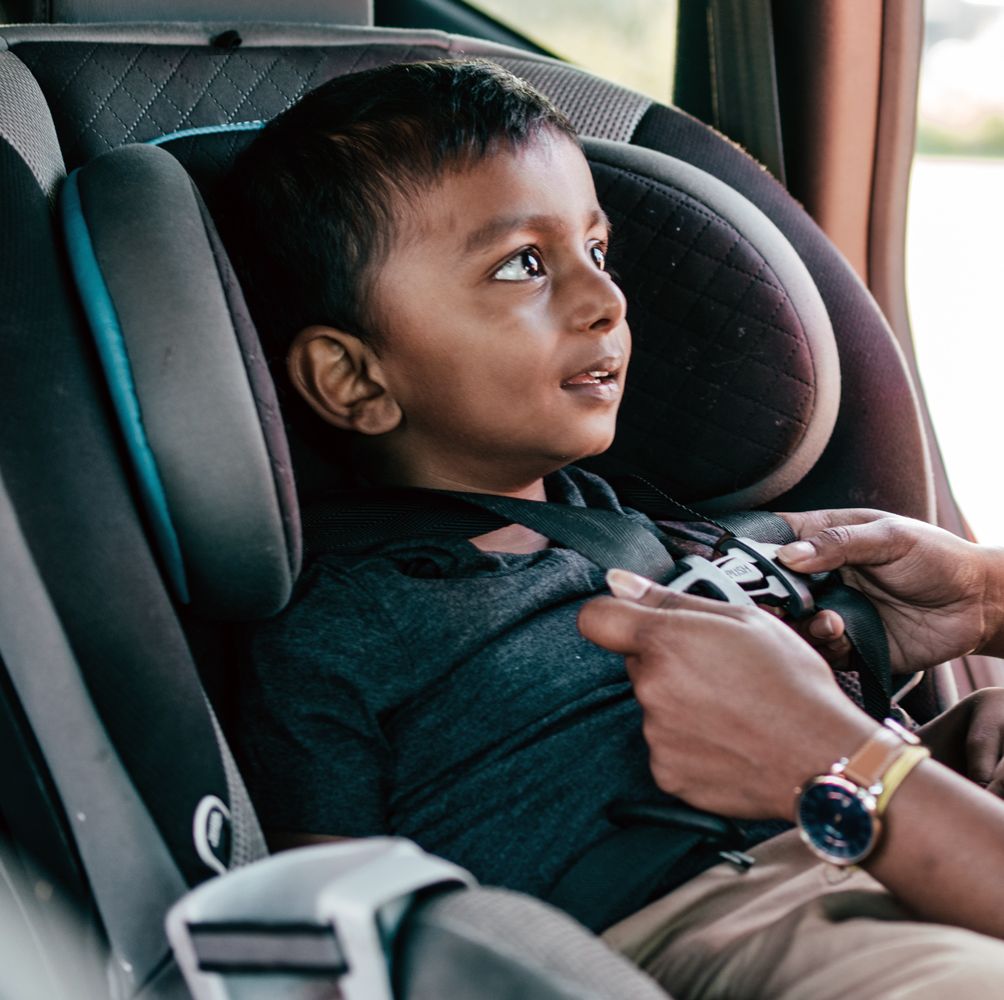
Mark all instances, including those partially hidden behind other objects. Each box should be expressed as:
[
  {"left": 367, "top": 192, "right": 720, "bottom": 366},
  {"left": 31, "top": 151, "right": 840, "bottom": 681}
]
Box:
[
  {"left": 0, "top": 79, "right": 267, "bottom": 998},
  {"left": 61, "top": 134, "right": 841, "bottom": 613}
]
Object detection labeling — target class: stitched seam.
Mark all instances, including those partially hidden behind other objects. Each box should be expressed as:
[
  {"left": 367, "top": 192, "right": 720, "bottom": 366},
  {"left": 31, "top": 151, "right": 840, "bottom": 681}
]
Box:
[
  {"left": 602, "top": 173, "right": 816, "bottom": 408},
  {"left": 52, "top": 42, "right": 99, "bottom": 101},
  {"left": 611, "top": 194, "right": 787, "bottom": 297},
  {"left": 71, "top": 48, "right": 145, "bottom": 150},
  {"left": 297, "top": 47, "right": 338, "bottom": 98},
  {"left": 124, "top": 51, "right": 191, "bottom": 140},
  {"left": 620, "top": 224, "right": 807, "bottom": 359},
  {"left": 597, "top": 165, "right": 791, "bottom": 295},
  {"left": 232, "top": 54, "right": 285, "bottom": 119},
  {"left": 186, "top": 48, "right": 235, "bottom": 122}
]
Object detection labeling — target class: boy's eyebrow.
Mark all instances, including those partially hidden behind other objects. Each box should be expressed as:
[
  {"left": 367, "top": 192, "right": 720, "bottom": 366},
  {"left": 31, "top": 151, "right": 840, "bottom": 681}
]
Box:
[{"left": 463, "top": 207, "right": 611, "bottom": 254}]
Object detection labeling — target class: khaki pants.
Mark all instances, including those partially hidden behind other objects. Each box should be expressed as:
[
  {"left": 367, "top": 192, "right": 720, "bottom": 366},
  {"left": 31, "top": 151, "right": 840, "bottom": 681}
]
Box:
[{"left": 603, "top": 829, "right": 1004, "bottom": 999}]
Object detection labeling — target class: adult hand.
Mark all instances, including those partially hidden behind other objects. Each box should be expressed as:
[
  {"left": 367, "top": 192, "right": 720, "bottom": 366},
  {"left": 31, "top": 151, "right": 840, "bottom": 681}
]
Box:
[
  {"left": 778, "top": 510, "right": 1004, "bottom": 673},
  {"left": 917, "top": 687, "right": 1004, "bottom": 797},
  {"left": 577, "top": 572, "right": 875, "bottom": 821}
]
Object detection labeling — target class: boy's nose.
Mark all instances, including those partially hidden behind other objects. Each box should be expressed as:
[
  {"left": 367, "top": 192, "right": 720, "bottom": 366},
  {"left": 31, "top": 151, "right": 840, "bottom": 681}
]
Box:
[{"left": 570, "top": 267, "right": 628, "bottom": 334}]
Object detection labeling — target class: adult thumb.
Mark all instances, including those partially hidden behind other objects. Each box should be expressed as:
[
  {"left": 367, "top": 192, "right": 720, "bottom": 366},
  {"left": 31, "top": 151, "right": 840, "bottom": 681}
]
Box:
[{"left": 776, "top": 517, "right": 908, "bottom": 574}]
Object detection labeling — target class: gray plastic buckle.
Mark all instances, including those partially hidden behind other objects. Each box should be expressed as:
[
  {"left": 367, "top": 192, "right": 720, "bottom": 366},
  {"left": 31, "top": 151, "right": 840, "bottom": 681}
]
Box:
[
  {"left": 166, "top": 837, "right": 476, "bottom": 1000},
  {"left": 715, "top": 537, "right": 817, "bottom": 617},
  {"left": 663, "top": 554, "right": 759, "bottom": 606},
  {"left": 665, "top": 538, "right": 818, "bottom": 618}
]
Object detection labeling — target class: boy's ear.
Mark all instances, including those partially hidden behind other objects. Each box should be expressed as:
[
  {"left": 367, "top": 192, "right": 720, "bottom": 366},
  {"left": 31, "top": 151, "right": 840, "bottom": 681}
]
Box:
[{"left": 287, "top": 325, "right": 402, "bottom": 435}]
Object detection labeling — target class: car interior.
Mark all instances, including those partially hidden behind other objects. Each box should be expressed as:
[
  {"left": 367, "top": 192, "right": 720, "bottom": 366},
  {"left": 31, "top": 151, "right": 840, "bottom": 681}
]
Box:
[{"left": 1, "top": 0, "right": 998, "bottom": 997}]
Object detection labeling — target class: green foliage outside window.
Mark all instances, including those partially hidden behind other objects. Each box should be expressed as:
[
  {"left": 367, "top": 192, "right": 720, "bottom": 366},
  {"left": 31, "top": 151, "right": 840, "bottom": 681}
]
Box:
[{"left": 469, "top": 0, "right": 678, "bottom": 104}]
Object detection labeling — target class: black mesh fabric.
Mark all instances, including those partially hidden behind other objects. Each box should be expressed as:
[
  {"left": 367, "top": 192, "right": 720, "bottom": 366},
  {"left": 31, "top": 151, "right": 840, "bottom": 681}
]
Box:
[
  {"left": 0, "top": 49, "right": 64, "bottom": 199},
  {"left": 590, "top": 159, "right": 816, "bottom": 501},
  {"left": 487, "top": 54, "right": 650, "bottom": 140},
  {"left": 631, "top": 105, "right": 932, "bottom": 521}
]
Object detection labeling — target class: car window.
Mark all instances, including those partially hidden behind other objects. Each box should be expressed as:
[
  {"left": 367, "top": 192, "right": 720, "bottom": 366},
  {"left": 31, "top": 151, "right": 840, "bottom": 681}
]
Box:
[
  {"left": 907, "top": 0, "right": 1004, "bottom": 543},
  {"left": 464, "top": 0, "right": 678, "bottom": 103}
]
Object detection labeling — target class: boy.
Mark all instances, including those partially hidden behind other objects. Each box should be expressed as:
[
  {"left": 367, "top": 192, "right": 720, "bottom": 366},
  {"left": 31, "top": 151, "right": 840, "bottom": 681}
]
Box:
[{"left": 226, "top": 60, "right": 1004, "bottom": 996}]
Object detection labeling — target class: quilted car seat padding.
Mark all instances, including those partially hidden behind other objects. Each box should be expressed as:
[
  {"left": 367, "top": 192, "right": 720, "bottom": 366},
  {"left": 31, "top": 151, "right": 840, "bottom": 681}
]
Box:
[{"left": 583, "top": 139, "right": 838, "bottom": 508}]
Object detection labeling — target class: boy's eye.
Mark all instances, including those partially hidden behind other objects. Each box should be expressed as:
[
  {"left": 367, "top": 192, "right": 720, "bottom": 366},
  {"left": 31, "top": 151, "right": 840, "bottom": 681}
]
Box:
[
  {"left": 590, "top": 245, "right": 607, "bottom": 270},
  {"left": 493, "top": 248, "right": 544, "bottom": 282}
]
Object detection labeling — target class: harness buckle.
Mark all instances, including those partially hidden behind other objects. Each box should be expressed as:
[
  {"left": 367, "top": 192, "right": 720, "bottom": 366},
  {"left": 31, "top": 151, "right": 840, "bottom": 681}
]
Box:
[{"left": 664, "top": 537, "right": 829, "bottom": 619}]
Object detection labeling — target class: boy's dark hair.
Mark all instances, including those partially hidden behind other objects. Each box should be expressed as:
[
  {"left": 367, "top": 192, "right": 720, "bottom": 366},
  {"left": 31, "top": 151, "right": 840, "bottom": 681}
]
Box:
[{"left": 222, "top": 59, "right": 576, "bottom": 361}]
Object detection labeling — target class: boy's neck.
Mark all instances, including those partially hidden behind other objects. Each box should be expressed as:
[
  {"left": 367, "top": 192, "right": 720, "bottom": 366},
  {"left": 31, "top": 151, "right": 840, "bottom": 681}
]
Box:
[{"left": 364, "top": 447, "right": 551, "bottom": 500}]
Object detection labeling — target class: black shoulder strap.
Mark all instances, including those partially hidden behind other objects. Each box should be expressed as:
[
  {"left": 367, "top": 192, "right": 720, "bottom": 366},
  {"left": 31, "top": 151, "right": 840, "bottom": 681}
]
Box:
[
  {"left": 305, "top": 488, "right": 891, "bottom": 719},
  {"left": 304, "top": 487, "right": 678, "bottom": 581}
]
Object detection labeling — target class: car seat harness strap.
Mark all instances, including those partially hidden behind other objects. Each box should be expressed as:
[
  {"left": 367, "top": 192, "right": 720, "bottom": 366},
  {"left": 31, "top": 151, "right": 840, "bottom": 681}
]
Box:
[
  {"left": 303, "top": 487, "right": 890, "bottom": 718},
  {"left": 303, "top": 487, "right": 894, "bottom": 933}
]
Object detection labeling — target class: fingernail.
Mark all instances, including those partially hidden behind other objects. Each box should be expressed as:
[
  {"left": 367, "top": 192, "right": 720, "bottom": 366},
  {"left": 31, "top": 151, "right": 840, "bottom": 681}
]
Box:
[
  {"left": 607, "top": 568, "right": 650, "bottom": 600},
  {"left": 778, "top": 541, "right": 816, "bottom": 566}
]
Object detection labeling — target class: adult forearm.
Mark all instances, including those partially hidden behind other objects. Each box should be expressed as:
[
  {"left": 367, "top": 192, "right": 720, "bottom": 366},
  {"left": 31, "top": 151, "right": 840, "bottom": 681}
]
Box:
[
  {"left": 780, "top": 705, "right": 1004, "bottom": 939},
  {"left": 862, "top": 758, "right": 1004, "bottom": 938},
  {"left": 975, "top": 545, "right": 1004, "bottom": 659}
]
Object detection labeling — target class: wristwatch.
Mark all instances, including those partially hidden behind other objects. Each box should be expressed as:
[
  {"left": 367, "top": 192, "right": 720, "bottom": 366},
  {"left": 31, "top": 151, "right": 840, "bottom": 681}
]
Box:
[{"left": 795, "top": 718, "right": 929, "bottom": 866}]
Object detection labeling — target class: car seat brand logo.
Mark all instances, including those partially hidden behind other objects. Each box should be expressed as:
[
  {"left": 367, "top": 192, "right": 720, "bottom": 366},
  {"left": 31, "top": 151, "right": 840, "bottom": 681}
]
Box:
[{"left": 193, "top": 795, "right": 231, "bottom": 876}]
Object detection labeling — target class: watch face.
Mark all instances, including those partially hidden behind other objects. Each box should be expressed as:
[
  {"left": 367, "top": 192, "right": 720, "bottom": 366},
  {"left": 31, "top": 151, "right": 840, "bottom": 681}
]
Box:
[{"left": 797, "top": 776, "right": 878, "bottom": 865}]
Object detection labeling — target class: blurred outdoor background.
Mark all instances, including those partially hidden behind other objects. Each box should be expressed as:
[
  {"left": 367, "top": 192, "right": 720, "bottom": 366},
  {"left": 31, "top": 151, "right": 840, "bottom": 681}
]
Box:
[
  {"left": 472, "top": 0, "right": 1004, "bottom": 541},
  {"left": 908, "top": 0, "right": 1004, "bottom": 544}
]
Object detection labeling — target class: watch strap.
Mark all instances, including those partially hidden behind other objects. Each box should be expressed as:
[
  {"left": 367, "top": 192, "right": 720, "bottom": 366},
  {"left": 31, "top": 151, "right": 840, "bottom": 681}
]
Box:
[
  {"left": 875, "top": 744, "right": 930, "bottom": 813},
  {"left": 841, "top": 727, "right": 907, "bottom": 788}
]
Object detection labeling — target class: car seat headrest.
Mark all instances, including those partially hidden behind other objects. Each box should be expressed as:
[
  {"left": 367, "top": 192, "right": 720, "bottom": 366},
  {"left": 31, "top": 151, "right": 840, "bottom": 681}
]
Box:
[
  {"left": 61, "top": 142, "right": 300, "bottom": 620},
  {"left": 581, "top": 138, "right": 839, "bottom": 511},
  {"left": 60, "top": 131, "right": 838, "bottom": 617}
]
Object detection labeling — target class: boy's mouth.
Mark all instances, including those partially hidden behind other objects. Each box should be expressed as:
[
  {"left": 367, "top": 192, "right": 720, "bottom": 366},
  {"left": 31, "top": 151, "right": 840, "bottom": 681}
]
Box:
[
  {"left": 561, "top": 356, "right": 623, "bottom": 390},
  {"left": 562, "top": 370, "right": 616, "bottom": 386}
]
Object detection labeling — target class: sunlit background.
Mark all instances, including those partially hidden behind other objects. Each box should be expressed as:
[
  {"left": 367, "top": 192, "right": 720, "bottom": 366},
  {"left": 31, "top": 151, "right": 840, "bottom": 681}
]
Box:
[
  {"left": 472, "top": 0, "right": 1004, "bottom": 541},
  {"left": 908, "top": 0, "right": 1004, "bottom": 544}
]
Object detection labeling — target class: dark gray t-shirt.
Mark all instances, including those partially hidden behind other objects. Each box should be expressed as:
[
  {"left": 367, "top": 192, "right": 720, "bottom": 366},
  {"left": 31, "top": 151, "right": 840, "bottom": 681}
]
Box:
[{"left": 238, "top": 467, "right": 762, "bottom": 897}]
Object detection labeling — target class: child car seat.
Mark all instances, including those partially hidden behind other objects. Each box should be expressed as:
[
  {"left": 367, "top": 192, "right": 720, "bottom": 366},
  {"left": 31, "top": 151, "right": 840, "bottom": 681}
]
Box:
[{"left": 0, "top": 5, "right": 952, "bottom": 997}]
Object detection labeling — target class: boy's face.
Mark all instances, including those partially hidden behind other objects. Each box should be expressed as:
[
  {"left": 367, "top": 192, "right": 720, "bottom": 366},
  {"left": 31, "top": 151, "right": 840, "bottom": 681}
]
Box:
[{"left": 354, "top": 131, "right": 629, "bottom": 492}]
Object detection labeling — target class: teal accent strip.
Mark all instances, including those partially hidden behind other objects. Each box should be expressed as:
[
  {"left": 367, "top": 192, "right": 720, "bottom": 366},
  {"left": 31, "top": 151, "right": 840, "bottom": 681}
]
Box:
[
  {"left": 147, "top": 121, "right": 265, "bottom": 146},
  {"left": 60, "top": 169, "right": 191, "bottom": 604}
]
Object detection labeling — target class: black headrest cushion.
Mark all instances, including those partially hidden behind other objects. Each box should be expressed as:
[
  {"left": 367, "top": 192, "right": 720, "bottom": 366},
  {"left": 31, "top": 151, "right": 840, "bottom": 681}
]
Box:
[
  {"left": 582, "top": 138, "right": 839, "bottom": 510},
  {"left": 62, "top": 142, "right": 300, "bottom": 620}
]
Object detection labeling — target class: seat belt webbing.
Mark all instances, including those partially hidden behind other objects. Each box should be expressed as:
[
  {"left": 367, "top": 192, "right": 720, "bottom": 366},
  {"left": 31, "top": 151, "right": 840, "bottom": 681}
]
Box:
[
  {"left": 308, "top": 489, "right": 892, "bottom": 716},
  {"left": 706, "top": 0, "right": 787, "bottom": 184},
  {"left": 306, "top": 488, "right": 894, "bottom": 930},
  {"left": 305, "top": 487, "right": 679, "bottom": 580}
]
